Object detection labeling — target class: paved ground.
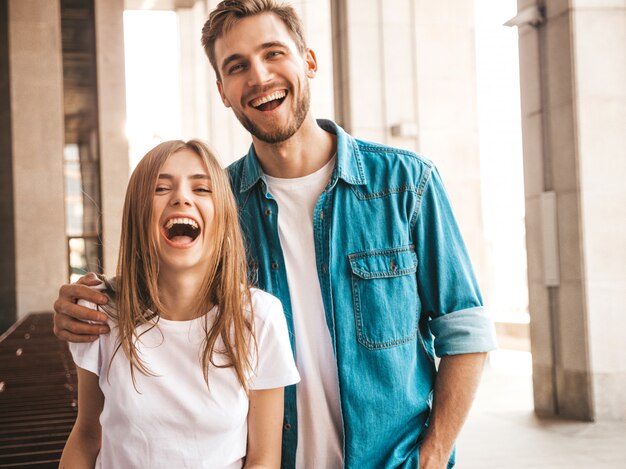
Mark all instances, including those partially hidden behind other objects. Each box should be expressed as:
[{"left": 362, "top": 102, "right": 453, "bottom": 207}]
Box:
[{"left": 456, "top": 350, "right": 626, "bottom": 468}]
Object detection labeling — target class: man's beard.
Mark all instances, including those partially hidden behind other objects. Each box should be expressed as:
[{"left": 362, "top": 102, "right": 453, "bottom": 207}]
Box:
[{"left": 234, "top": 81, "right": 311, "bottom": 144}]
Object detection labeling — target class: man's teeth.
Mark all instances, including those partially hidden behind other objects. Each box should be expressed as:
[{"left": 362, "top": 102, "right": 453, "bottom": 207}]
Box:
[
  {"left": 251, "top": 90, "right": 286, "bottom": 108},
  {"left": 165, "top": 218, "right": 198, "bottom": 230}
]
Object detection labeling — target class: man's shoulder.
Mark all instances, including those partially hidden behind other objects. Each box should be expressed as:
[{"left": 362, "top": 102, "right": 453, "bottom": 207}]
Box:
[
  {"left": 226, "top": 154, "right": 247, "bottom": 178},
  {"left": 349, "top": 135, "right": 434, "bottom": 173},
  {"left": 347, "top": 136, "right": 434, "bottom": 187},
  {"left": 226, "top": 155, "right": 249, "bottom": 199}
]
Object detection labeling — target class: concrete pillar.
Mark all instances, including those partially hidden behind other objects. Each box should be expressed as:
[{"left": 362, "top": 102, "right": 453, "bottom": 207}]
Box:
[
  {"left": 517, "top": 0, "right": 626, "bottom": 421},
  {"left": 331, "top": 0, "right": 487, "bottom": 290},
  {"left": 95, "top": 0, "right": 129, "bottom": 276},
  {"left": 0, "top": 0, "right": 17, "bottom": 332},
  {"left": 6, "top": 0, "right": 67, "bottom": 319},
  {"left": 178, "top": 2, "right": 210, "bottom": 143}
]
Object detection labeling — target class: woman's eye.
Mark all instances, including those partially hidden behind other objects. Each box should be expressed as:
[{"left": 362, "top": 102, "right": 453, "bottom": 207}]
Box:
[
  {"left": 155, "top": 186, "right": 169, "bottom": 193},
  {"left": 195, "top": 187, "right": 212, "bottom": 193}
]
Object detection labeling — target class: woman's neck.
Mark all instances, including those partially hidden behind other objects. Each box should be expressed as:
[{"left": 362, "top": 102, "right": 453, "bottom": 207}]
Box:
[{"left": 156, "top": 270, "right": 209, "bottom": 321}]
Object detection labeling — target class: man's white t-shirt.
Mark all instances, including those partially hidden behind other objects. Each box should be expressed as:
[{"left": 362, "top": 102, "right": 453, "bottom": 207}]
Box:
[
  {"left": 69, "top": 288, "right": 300, "bottom": 469},
  {"left": 265, "top": 156, "right": 344, "bottom": 469}
]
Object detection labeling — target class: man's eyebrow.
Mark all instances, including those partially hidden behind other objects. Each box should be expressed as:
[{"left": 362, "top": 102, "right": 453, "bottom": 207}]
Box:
[
  {"left": 220, "top": 41, "right": 290, "bottom": 71},
  {"left": 259, "top": 41, "right": 289, "bottom": 50},
  {"left": 221, "top": 53, "right": 244, "bottom": 72}
]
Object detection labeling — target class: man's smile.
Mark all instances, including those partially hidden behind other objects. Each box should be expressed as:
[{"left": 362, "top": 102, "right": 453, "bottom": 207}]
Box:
[{"left": 249, "top": 89, "right": 288, "bottom": 111}]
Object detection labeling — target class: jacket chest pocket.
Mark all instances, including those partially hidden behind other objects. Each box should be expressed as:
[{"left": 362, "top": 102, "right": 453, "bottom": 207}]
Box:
[{"left": 348, "top": 246, "right": 419, "bottom": 350}]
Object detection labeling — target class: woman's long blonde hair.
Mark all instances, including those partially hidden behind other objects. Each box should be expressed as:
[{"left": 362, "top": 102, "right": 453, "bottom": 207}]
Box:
[{"left": 103, "top": 140, "right": 254, "bottom": 390}]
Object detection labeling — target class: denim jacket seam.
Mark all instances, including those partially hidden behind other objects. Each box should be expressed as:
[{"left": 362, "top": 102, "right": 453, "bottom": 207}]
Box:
[
  {"left": 350, "top": 184, "right": 421, "bottom": 201},
  {"left": 348, "top": 244, "right": 415, "bottom": 260},
  {"left": 410, "top": 164, "right": 433, "bottom": 230},
  {"left": 357, "top": 331, "right": 419, "bottom": 350}
]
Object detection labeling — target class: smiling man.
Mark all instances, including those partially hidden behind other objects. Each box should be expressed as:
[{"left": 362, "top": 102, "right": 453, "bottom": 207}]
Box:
[{"left": 53, "top": 1, "right": 497, "bottom": 468}]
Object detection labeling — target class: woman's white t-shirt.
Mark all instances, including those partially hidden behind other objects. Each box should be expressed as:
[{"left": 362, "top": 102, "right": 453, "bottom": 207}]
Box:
[{"left": 69, "top": 288, "right": 300, "bottom": 469}]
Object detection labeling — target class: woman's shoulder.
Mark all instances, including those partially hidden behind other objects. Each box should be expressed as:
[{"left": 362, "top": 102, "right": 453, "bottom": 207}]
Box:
[
  {"left": 248, "top": 287, "right": 281, "bottom": 309},
  {"left": 248, "top": 288, "right": 284, "bottom": 322}
]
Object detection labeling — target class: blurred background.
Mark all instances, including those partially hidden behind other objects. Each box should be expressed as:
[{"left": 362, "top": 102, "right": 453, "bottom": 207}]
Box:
[{"left": 0, "top": 0, "right": 625, "bottom": 467}]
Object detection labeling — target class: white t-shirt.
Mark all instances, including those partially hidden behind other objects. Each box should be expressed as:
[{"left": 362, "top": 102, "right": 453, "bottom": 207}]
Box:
[
  {"left": 265, "top": 156, "right": 344, "bottom": 469},
  {"left": 69, "top": 287, "right": 300, "bottom": 469}
]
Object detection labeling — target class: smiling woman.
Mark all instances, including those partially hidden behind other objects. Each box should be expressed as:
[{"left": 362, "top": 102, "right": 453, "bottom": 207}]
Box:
[
  {"left": 152, "top": 149, "right": 216, "bottom": 278},
  {"left": 59, "top": 140, "right": 300, "bottom": 468}
]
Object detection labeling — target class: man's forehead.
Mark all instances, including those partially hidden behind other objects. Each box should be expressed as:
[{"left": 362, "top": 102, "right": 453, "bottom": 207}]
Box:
[{"left": 214, "top": 12, "right": 298, "bottom": 57}]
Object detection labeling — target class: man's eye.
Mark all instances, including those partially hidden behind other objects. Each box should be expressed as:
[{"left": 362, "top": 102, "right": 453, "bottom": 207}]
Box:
[
  {"left": 267, "top": 51, "right": 283, "bottom": 58},
  {"left": 227, "top": 63, "right": 245, "bottom": 74}
]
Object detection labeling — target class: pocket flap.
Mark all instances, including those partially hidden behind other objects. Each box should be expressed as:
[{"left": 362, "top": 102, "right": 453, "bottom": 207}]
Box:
[{"left": 349, "top": 247, "right": 417, "bottom": 279}]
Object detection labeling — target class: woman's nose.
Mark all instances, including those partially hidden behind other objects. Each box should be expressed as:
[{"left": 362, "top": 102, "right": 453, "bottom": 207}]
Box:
[{"left": 170, "top": 187, "right": 192, "bottom": 206}]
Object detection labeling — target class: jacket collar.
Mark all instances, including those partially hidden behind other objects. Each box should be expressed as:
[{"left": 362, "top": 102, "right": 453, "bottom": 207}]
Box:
[{"left": 238, "top": 119, "right": 367, "bottom": 193}]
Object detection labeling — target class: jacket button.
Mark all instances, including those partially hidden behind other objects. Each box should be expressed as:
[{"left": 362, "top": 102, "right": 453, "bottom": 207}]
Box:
[
  {"left": 264, "top": 208, "right": 272, "bottom": 216},
  {"left": 322, "top": 264, "right": 327, "bottom": 274},
  {"left": 283, "top": 422, "right": 291, "bottom": 430},
  {"left": 271, "top": 261, "right": 279, "bottom": 270},
  {"left": 390, "top": 260, "right": 397, "bottom": 271}
]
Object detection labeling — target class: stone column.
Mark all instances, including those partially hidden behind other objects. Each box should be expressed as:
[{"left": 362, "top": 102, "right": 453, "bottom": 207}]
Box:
[
  {"left": 517, "top": 0, "right": 626, "bottom": 421},
  {"left": 330, "top": 0, "right": 487, "bottom": 290},
  {"left": 95, "top": 0, "right": 129, "bottom": 276},
  {"left": 6, "top": 0, "right": 67, "bottom": 319},
  {"left": 0, "top": 0, "right": 16, "bottom": 331},
  {"left": 178, "top": 2, "right": 210, "bottom": 144}
]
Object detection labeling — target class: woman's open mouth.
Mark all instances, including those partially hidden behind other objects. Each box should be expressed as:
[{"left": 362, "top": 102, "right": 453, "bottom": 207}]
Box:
[{"left": 162, "top": 217, "right": 201, "bottom": 247}]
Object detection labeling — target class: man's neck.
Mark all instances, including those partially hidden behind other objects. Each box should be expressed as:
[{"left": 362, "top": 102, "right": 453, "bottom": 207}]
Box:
[{"left": 252, "top": 116, "right": 337, "bottom": 179}]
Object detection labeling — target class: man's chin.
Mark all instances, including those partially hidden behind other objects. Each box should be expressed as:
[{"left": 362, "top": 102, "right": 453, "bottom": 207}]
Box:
[{"left": 242, "top": 119, "right": 299, "bottom": 145}]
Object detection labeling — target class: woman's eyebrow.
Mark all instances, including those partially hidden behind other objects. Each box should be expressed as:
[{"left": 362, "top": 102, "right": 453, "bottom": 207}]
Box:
[
  {"left": 157, "top": 174, "right": 210, "bottom": 180},
  {"left": 189, "top": 174, "right": 210, "bottom": 180}
]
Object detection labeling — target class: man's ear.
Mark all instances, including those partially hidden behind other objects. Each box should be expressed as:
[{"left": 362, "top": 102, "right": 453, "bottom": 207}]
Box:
[
  {"left": 304, "top": 48, "right": 318, "bottom": 79},
  {"left": 216, "top": 80, "right": 231, "bottom": 108}
]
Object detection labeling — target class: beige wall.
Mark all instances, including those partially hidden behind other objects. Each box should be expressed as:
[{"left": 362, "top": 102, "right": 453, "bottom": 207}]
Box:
[
  {"left": 8, "top": 0, "right": 67, "bottom": 319},
  {"left": 517, "top": 0, "right": 626, "bottom": 421},
  {"left": 96, "top": 0, "right": 130, "bottom": 277},
  {"left": 571, "top": 0, "right": 626, "bottom": 421}
]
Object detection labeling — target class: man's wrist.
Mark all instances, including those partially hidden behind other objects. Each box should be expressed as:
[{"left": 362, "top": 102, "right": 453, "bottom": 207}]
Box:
[{"left": 419, "top": 438, "right": 451, "bottom": 469}]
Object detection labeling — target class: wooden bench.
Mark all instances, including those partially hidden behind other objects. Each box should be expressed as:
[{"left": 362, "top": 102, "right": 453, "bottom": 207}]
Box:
[{"left": 0, "top": 313, "right": 77, "bottom": 468}]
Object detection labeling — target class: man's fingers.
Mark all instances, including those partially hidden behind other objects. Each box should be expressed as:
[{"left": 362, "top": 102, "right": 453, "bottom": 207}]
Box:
[
  {"left": 76, "top": 272, "right": 101, "bottom": 286},
  {"left": 58, "top": 283, "right": 108, "bottom": 308},
  {"left": 60, "top": 316, "right": 109, "bottom": 336},
  {"left": 55, "top": 328, "right": 98, "bottom": 343},
  {"left": 56, "top": 300, "right": 110, "bottom": 325}
]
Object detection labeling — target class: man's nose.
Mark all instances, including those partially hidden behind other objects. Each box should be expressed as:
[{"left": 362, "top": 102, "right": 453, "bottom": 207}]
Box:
[{"left": 247, "top": 58, "right": 273, "bottom": 86}]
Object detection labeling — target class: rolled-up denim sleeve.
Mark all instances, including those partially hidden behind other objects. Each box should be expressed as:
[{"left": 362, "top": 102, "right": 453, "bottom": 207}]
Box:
[{"left": 413, "top": 165, "right": 497, "bottom": 356}]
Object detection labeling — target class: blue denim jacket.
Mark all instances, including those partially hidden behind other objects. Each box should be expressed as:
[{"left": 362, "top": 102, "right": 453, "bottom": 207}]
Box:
[{"left": 228, "top": 120, "right": 497, "bottom": 469}]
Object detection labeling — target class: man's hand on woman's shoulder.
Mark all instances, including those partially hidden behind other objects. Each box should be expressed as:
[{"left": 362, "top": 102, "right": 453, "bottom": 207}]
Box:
[{"left": 53, "top": 272, "right": 110, "bottom": 343}]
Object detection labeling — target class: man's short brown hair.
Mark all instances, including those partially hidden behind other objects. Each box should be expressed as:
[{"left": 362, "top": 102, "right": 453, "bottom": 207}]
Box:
[{"left": 201, "top": 0, "right": 307, "bottom": 80}]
